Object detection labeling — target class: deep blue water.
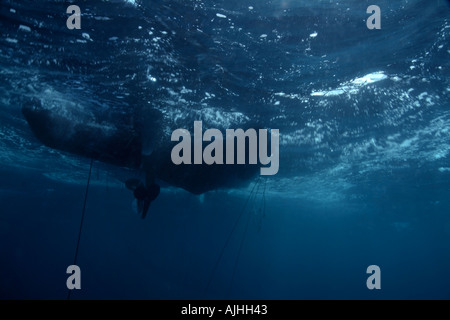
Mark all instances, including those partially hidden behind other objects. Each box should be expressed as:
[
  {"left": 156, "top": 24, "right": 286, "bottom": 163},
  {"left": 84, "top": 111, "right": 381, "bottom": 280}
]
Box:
[{"left": 0, "top": 0, "right": 449, "bottom": 299}]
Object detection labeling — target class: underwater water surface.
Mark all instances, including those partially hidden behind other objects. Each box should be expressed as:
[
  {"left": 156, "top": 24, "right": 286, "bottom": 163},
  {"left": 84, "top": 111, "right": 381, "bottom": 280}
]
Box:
[{"left": 0, "top": 0, "right": 449, "bottom": 299}]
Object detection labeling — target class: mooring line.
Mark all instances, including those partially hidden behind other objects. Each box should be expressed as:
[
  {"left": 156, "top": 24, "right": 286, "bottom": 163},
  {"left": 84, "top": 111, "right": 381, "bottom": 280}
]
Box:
[
  {"left": 67, "top": 158, "right": 94, "bottom": 300},
  {"left": 204, "top": 178, "right": 260, "bottom": 294},
  {"left": 227, "top": 179, "right": 262, "bottom": 298}
]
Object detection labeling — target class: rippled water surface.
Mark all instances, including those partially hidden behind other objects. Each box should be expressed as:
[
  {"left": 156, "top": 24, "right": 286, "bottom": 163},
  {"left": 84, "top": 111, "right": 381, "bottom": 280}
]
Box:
[{"left": 0, "top": 0, "right": 449, "bottom": 299}]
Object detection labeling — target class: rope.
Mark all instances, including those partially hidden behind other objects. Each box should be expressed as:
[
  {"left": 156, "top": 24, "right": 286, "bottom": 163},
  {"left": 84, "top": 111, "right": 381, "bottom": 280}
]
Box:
[
  {"left": 204, "top": 178, "right": 260, "bottom": 294},
  {"left": 263, "top": 178, "right": 267, "bottom": 216},
  {"left": 67, "top": 158, "right": 94, "bottom": 300},
  {"left": 254, "top": 178, "right": 267, "bottom": 232},
  {"left": 227, "top": 179, "right": 261, "bottom": 298}
]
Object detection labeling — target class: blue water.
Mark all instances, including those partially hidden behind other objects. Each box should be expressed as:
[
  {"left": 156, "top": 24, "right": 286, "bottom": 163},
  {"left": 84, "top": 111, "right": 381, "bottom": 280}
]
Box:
[{"left": 0, "top": 0, "right": 449, "bottom": 299}]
